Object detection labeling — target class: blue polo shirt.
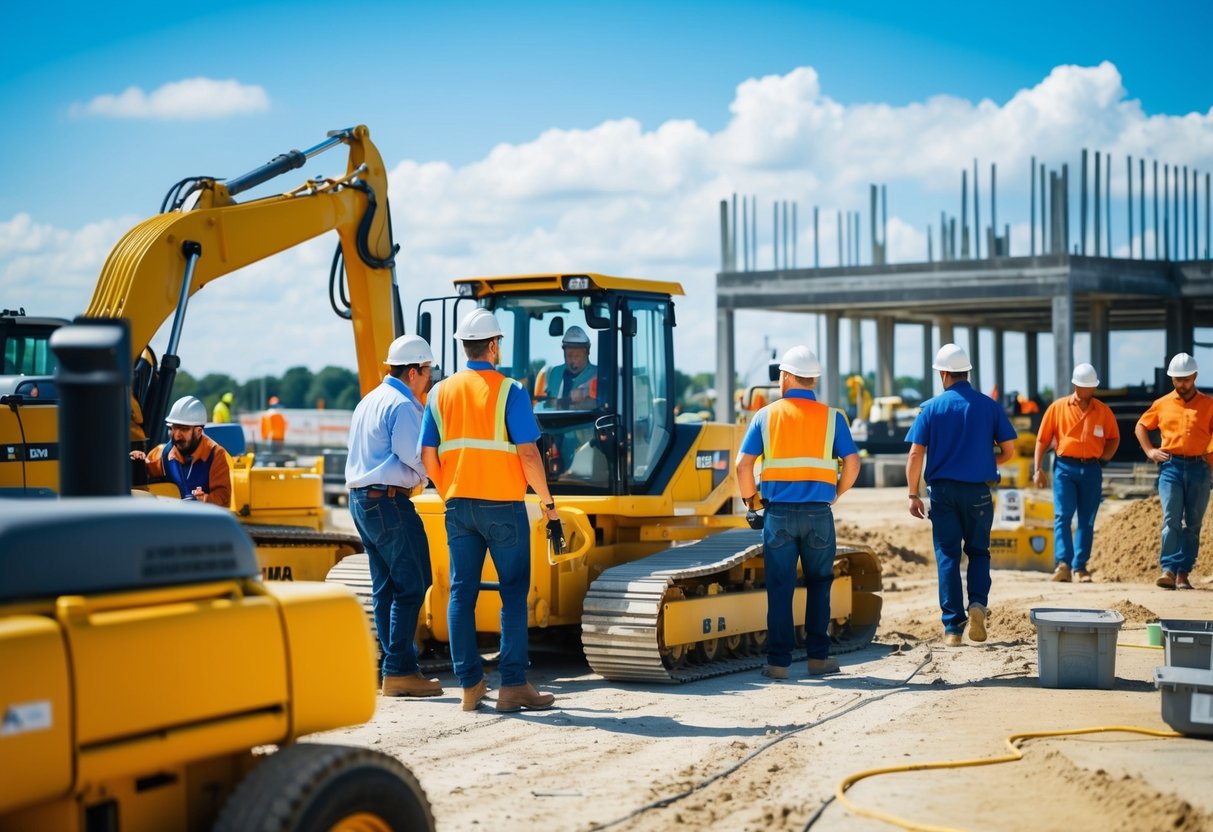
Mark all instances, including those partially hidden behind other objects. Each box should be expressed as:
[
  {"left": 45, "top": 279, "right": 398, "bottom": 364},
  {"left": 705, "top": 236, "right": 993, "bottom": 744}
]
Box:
[
  {"left": 739, "top": 389, "right": 858, "bottom": 504},
  {"left": 419, "top": 361, "right": 541, "bottom": 450},
  {"left": 904, "top": 380, "right": 1017, "bottom": 483}
]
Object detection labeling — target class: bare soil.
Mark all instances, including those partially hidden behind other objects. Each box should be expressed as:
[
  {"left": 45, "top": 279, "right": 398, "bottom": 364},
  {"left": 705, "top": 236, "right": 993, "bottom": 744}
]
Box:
[{"left": 320, "top": 489, "right": 1213, "bottom": 832}]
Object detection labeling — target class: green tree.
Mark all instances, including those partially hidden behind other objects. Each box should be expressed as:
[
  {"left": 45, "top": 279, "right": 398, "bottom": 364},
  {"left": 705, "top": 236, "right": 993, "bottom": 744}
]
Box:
[
  {"left": 279, "top": 367, "right": 313, "bottom": 408},
  {"left": 308, "top": 366, "right": 360, "bottom": 410}
]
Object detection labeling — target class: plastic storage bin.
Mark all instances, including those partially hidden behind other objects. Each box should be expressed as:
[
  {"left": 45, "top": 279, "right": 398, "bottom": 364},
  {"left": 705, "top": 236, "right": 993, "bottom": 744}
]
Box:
[
  {"left": 1030, "top": 608, "right": 1125, "bottom": 689},
  {"left": 1152, "top": 665, "right": 1213, "bottom": 738},
  {"left": 1159, "top": 620, "right": 1213, "bottom": 670}
]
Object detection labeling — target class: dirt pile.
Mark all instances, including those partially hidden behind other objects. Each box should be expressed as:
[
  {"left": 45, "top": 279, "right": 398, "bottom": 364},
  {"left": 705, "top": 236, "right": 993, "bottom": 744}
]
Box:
[
  {"left": 1092, "top": 496, "right": 1213, "bottom": 582},
  {"left": 837, "top": 520, "right": 934, "bottom": 578}
]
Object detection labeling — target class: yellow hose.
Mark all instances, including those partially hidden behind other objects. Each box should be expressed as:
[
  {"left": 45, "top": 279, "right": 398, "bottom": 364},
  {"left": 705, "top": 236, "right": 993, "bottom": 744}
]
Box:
[
  {"left": 1118, "top": 642, "right": 1164, "bottom": 650},
  {"left": 834, "top": 725, "right": 1182, "bottom": 832}
]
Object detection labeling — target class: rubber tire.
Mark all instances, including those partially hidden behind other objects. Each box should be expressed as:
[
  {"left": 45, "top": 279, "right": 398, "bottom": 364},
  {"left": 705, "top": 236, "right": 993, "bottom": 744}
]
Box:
[{"left": 213, "top": 743, "right": 434, "bottom": 832}]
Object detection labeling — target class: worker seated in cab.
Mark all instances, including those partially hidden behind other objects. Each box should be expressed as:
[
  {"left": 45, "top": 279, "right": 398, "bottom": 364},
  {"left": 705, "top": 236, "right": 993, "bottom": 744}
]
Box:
[{"left": 534, "top": 326, "right": 597, "bottom": 410}]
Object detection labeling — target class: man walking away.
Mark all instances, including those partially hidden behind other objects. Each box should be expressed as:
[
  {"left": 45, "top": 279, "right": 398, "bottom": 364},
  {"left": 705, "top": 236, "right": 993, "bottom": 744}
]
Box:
[
  {"left": 906, "top": 344, "right": 1017, "bottom": 646},
  {"left": 346, "top": 334, "right": 443, "bottom": 697},
  {"left": 1033, "top": 363, "right": 1120, "bottom": 583},
  {"left": 1134, "top": 353, "right": 1213, "bottom": 590}
]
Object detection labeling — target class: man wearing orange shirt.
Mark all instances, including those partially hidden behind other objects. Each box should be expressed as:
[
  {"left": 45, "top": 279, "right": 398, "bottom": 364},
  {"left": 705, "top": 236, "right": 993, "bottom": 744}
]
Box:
[
  {"left": 1033, "top": 364, "right": 1120, "bottom": 583},
  {"left": 1135, "top": 353, "right": 1213, "bottom": 590}
]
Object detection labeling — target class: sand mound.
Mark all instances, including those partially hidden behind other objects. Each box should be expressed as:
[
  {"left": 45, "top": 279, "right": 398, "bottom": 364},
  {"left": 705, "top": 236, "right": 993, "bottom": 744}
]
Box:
[
  {"left": 837, "top": 520, "right": 934, "bottom": 578},
  {"left": 1092, "top": 496, "right": 1213, "bottom": 582}
]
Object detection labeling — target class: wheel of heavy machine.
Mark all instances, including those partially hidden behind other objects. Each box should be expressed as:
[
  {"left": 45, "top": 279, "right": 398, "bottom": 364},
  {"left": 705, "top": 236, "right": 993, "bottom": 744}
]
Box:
[
  {"left": 692, "top": 638, "right": 722, "bottom": 663},
  {"left": 213, "top": 743, "right": 434, "bottom": 832}
]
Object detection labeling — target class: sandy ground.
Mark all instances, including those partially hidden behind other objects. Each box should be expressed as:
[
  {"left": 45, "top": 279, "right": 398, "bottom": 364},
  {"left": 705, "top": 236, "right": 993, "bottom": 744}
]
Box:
[{"left": 320, "top": 489, "right": 1213, "bottom": 832}]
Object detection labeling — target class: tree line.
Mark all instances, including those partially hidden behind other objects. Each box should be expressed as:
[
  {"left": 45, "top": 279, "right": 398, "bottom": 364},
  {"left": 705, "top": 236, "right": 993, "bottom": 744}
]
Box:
[{"left": 173, "top": 366, "right": 362, "bottom": 417}]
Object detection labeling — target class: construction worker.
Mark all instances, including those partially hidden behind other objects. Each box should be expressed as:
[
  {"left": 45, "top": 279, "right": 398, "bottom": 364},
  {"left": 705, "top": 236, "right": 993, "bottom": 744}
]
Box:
[
  {"left": 420, "top": 308, "right": 561, "bottom": 713},
  {"left": 735, "top": 345, "right": 860, "bottom": 679},
  {"left": 1134, "top": 353, "right": 1213, "bottom": 591},
  {"left": 1033, "top": 363, "right": 1121, "bottom": 583},
  {"left": 346, "top": 334, "right": 443, "bottom": 698},
  {"left": 130, "top": 395, "right": 232, "bottom": 507},
  {"left": 260, "top": 395, "right": 287, "bottom": 452},
  {"left": 534, "top": 326, "right": 597, "bottom": 409},
  {"left": 211, "top": 391, "right": 234, "bottom": 423},
  {"left": 905, "top": 344, "right": 1017, "bottom": 647}
]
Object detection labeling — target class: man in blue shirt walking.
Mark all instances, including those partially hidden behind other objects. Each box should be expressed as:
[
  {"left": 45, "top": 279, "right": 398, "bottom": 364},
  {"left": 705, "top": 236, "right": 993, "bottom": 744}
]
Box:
[
  {"left": 905, "top": 344, "right": 1017, "bottom": 647},
  {"left": 346, "top": 334, "right": 443, "bottom": 697}
]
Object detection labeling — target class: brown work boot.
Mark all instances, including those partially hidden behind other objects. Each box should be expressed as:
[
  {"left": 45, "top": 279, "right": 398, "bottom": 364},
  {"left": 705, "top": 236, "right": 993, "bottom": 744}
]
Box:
[
  {"left": 967, "top": 604, "right": 988, "bottom": 643},
  {"left": 1156, "top": 570, "right": 1176, "bottom": 589},
  {"left": 762, "top": 665, "right": 789, "bottom": 679},
  {"left": 461, "top": 678, "right": 489, "bottom": 711},
  {"left": 943, "top": 632, "right": 963, "bottom": 647},
  {"left": 495, "top": 682, "right": 555, "bottom": 712},
  {"left": 807, "top": 657, "right": 840, "bottom": 675},
  {"left": 1074, "top": 569, "right": 1093, "bottom": 583},
  {"left": 1051, "top": 563, "right": 1072, "bottom": 582},
  {"left": 381, "top": 673, "right": 443, "bottom": 697},
  {"left": 1176, "top": 571, "right": 1194, "bottom": 590}
]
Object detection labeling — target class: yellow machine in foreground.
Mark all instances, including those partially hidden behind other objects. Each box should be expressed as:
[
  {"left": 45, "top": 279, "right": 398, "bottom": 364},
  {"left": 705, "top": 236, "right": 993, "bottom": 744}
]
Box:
[
  {"left": 400, "top": 273, "right": 883, "bottom": 681},
  {"left": 0, "top": 496, "right": 432, "bottom": 831}
]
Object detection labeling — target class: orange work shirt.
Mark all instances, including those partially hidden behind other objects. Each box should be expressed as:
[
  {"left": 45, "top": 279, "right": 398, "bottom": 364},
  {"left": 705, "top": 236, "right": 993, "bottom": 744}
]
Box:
[
  {"left": 1037, "top": 395, "right": 1119, "bottom": 459},
  {"left": 1137, "top": 390, "right": 1213, "bottom": 459}
]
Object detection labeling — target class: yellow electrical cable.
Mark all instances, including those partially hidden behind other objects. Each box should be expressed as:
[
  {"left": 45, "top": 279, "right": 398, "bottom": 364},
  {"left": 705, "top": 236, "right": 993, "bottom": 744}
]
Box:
[
  {"left": 1118, "top": 642, "right": 1164, "bottom": 650},
  {"left": 834, "top": 725, "right": 1183, "bottom": 832}
]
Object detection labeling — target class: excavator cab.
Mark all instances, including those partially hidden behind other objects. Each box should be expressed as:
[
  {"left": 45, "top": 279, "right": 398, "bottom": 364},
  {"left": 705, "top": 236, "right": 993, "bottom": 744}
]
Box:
[{"left": 418, "top": 273, "right": 678, "bottom": 498}]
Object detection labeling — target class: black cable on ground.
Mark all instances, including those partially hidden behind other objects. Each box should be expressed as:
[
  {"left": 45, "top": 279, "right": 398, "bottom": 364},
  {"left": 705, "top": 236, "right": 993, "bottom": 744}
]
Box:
[{"left": 588, "top": 648, "right": 935, "bottom": 832}]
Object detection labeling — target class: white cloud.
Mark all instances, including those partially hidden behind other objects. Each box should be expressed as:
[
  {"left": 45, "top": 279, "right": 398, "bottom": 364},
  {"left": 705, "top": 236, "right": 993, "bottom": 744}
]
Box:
[
  {"left": 71, "top": 78, "right": 270, "bottom": 120},
  {"left": 9, "top": 62, "right": 1212, "bottom": 383}
]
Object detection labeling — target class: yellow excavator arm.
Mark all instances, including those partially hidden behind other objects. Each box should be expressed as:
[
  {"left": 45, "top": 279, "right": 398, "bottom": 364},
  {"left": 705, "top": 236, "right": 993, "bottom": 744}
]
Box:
[{"left": 84, "top": 125, "right": 399, "bottom": 418}]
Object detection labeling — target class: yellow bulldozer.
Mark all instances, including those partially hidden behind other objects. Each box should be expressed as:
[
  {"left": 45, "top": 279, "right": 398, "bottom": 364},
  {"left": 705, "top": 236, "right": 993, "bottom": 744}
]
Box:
[
  {"left": 0, "top": 321, "right": 433, "bottom": 831},
  {"left": 0, "top": 126, "right": 882, "bottom": 683}
]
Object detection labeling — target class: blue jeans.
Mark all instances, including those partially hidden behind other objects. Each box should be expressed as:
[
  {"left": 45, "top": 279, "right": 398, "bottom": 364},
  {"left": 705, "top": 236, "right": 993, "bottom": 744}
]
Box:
[
  {"left": 927, "top": 480, "right": 993, "bottom": 634},
  {"left": 349, "top": 489, "right": 432, "bottom": 677},
  {"left": 445, "top": 498, "right": 532, "bottom": 687},
  {"left": 763, "top": 502, "right": 835, "bottom": 665},
  {"left": 1158, "top": 458, "right": 1212, "bottom": 574},
  {"left": 1052, "top": 458, "right": 1103, "bottom": 571}
]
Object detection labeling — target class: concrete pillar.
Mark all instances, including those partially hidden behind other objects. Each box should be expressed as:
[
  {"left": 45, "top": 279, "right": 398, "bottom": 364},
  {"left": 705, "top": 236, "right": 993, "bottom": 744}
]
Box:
[
  {"left": 922, "top": 322, "right": 934, "bottom": 399},
  {"left": 1089, "top": 300, "right": 1110, "bottom": 383},
  {"left": 849, "top": 317, "right": 862, "bottom": 375},
  {"left": 875, "top": 316, "right": 895, "bottom": 397},
  {"left": 1052, "top": 293, "right": 1074, "bottom": 399},
  {"left": 969, "top": 327, "right": 982, "bottom": 393},
  {"left": 1026, "top": 332, "right": 1040, "bottom": 401},
  {"left": 993, "top": 328, "right": 1005, "bottom": 403},
  {"left": 937, "top": 317, "right": 954, "bottom": 346},
  {"left": 823, "top": 312, "right": 841, "bottom": 408},
  {"left": 715, "top": 305, "right": 735, "bottom": 424},
  {"left": 1165, "top": 301, "right": 1195, "bottom": 360}
]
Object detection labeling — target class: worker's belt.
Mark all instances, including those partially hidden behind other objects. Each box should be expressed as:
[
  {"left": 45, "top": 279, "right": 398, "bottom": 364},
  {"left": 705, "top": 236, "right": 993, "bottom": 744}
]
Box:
[
  {"left": 1167, "top": 454, "right": 1209, "bottom": 461},
  {"left": 351, "top": 484, "right": 406, "bottom": 498},
  {"left": 1057, "top": 456, "right": 1100, "bottom": 464}
]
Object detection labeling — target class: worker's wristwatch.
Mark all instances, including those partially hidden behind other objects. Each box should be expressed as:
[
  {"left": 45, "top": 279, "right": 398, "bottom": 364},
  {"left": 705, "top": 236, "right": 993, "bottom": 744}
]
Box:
[
  {"left": 907, "top": 493, "right": 920, "bottom": 499},
  {"left": 543, "top": 501, "right": 556, "bottom": 512}
]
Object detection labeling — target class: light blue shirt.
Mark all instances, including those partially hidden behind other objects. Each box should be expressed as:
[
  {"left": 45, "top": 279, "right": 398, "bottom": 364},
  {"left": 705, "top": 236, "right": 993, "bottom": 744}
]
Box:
[{"left": 345, "top": 375, "right": 426, "bottom": 489}]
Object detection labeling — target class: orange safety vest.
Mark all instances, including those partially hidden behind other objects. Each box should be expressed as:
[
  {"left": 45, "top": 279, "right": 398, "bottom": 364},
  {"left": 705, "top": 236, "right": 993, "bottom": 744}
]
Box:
[
  {"left": 261, "top": 410, "right": 286, "bottom": 441},
  {"left": 760, "top": 397, "right": 839, "bottom": 484},
  {"left": 431, "top": 369, "right": 529, "bottom": 501}
]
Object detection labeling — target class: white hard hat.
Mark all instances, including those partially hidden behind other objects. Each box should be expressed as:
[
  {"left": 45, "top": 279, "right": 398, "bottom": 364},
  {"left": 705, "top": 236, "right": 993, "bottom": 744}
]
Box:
[
  {"left": 562, "top": 325, "right": 591, "bottom": 347},
  {"left": 778, "top": 345, "right": 822, "bottom": 378},
  {"left": 932, "top": 343, "right": 972, "bottom": 373},
  {"left": 453, "top": 308, "right": 503, "bottom": 340},
  {"left": 385, "top": 334, "right": 433, "bottom": 366},
  {"left": 1071, "top": 363, "right": 1100, "bottom": 387},
  {"left": 165, "top": 396, "right": 207, "bottom": 426},
  {"left": 1167, "top": 352, "right": 1198, "bottom": 377}
]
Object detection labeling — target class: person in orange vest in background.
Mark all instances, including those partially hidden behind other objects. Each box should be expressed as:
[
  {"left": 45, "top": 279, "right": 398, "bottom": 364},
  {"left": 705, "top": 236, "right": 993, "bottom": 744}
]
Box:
[
  {"left": 420, "top": 308, "right": 560, "bottom": 714},
  {"left": 735, "top": 345, "right": 861, "bottom": 680},
  {"left": 260, "top": 395, "right": 287, "bottom": 452}
]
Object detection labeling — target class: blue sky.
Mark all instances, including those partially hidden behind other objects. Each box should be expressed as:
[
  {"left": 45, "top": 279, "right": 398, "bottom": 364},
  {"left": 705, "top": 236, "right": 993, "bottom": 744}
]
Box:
[{"left": 2, "top": 0, "right": 1210, "bottom": 391}]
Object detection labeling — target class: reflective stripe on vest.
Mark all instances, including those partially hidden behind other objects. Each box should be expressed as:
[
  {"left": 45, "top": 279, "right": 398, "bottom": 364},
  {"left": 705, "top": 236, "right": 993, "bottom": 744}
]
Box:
[
  {"left": 759, "top": 398, "right": 839, "bottom": 483},
  {"left": 433, "top": 369, "right": 528, "bottom": 501}
]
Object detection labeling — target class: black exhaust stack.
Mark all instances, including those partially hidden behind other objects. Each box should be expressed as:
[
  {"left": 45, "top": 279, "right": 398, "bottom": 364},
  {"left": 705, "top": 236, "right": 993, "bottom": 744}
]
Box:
[{"left": 51, "top": 319, "right": 131, "bottom": 497}]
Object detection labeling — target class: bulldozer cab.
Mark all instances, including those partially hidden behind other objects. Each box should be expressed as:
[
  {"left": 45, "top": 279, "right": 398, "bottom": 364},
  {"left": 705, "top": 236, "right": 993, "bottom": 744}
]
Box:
[{"left": 417, "top": 273, "right": 681, "bottom": 497}]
